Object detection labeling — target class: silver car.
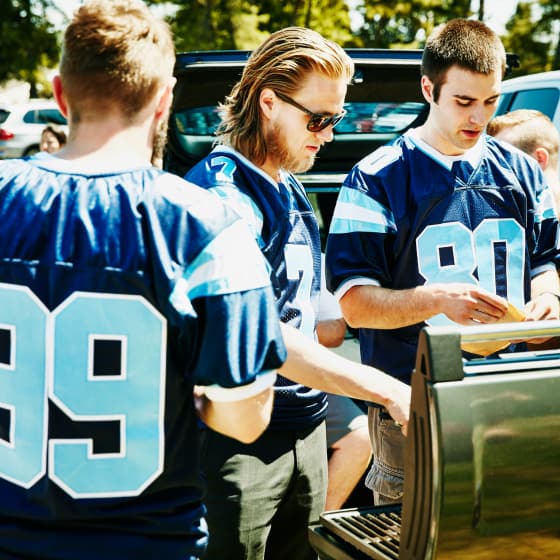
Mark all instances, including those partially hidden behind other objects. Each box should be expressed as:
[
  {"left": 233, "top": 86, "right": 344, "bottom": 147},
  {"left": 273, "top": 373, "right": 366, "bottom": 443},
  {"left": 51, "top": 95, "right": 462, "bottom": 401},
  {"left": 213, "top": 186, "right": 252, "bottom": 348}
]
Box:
[{"left": 0, "top": 99, "right": 67, "bottom": 159}]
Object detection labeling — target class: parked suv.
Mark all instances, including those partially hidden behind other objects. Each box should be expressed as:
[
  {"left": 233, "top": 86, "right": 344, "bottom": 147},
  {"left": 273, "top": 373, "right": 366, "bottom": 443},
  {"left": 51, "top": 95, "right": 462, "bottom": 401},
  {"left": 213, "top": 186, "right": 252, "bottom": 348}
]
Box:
[
  {"left": 0, "top": 99, "right": 67, "bottom": 159},
  {"left": 165, "top": 48, "right": 428, "bottom": 244}
]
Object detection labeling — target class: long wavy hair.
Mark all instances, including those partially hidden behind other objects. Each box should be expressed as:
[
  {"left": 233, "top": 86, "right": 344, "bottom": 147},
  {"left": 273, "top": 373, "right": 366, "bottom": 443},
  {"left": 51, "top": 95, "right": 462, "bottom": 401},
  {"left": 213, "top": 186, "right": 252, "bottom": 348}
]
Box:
[{"left": 217, "top": 27, "right": 354, "bottom": 166}]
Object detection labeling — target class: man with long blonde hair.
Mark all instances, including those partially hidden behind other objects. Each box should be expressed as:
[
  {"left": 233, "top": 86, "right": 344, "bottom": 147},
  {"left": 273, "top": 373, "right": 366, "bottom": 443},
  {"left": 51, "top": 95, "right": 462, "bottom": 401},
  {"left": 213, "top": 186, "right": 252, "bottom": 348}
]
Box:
[{"left": 186, "top": 26, "right": 410, "bottom": 560}]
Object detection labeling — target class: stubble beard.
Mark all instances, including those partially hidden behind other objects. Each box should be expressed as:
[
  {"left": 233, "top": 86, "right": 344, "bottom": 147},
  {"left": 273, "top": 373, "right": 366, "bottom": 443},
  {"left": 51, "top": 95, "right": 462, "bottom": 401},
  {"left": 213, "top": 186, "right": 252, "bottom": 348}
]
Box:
[
  {"left": 151, "top": 116, "right": 169, "bottom": 168},
  {"left": 266, "top": 123, "right": 316, "bottom": 175}
]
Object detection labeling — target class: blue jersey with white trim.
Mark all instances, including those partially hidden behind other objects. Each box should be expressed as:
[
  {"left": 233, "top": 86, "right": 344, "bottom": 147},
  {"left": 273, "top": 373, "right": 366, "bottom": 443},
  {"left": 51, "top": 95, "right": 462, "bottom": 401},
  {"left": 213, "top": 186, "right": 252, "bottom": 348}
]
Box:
[
  {"left": 0, "top": 153, "right": 285, "bottom": 559},
  {"left": 326, "top": 132, "right": 560, "bottom": 382},
  {"left": 186, "top": 146, "right": 327, "bottom": 429}
]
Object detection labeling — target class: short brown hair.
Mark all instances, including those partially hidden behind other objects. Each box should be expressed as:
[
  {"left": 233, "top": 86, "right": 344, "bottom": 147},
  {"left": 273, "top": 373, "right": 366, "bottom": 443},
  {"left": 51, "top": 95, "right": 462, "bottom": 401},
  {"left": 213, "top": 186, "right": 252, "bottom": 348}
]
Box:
[
  {"left": 487, "top": 109, "right": 559, "bottom": 169},
  {"left": 422, "top": 19, "right": 506, "bottom": 103},
  {"left": 217, "top": 27, "right": 354, "bottom": 166},
  {"left": 59, "top": 0, "right": 175, "bottom": 121},
  {"left": 42, "top": 124, "right": 67, "bottom": 146}
]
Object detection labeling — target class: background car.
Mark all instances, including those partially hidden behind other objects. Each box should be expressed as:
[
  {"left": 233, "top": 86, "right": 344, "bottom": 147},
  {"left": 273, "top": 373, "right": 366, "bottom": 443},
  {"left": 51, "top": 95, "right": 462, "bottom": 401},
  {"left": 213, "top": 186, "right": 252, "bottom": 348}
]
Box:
[
  {"left": 494, "top": 69, "right": 560, "bottom": 173},
  {"left": 0, "top": 99, "right": 67, "bottom": 159},
  {"left": 165, "top": 48, "right": 429, "bottom": 244},
  {"left": 496, "top": 69, "right": 560, "bottom": 131}
]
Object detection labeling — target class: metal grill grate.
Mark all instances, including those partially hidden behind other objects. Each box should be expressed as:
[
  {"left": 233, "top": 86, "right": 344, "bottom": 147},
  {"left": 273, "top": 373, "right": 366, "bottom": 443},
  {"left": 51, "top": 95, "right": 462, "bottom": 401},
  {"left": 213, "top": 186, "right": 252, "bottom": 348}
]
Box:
[{"left": 320, "top": 506, "right": 402, "bottom": 560}]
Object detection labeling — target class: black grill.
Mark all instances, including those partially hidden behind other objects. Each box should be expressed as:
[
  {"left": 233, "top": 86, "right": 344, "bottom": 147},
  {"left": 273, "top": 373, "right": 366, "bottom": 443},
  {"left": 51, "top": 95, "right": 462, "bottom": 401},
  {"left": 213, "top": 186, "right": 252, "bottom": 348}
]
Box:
[
  {"left": 310, "top": 322, "right": 560, "bottom": 560},
  {"left": 320, "top": 507, "right": 402, "bottom": 560}
]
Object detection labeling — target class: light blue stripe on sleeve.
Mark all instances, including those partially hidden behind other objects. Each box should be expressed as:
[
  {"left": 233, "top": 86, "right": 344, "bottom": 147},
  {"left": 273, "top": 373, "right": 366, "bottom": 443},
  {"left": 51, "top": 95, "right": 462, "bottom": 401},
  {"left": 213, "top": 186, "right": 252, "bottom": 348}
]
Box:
[
  {"left": 534, "top": 186, "right": 557, "bottom": 223},
  {"left": 169, "top": 219, "right": 271, "bottom": 311},
  {"left": 211, "top": 185, "right": 265, "bottom": 248},
  {"left": 329, "top": 186, "right": 396, "bottom": 234}
]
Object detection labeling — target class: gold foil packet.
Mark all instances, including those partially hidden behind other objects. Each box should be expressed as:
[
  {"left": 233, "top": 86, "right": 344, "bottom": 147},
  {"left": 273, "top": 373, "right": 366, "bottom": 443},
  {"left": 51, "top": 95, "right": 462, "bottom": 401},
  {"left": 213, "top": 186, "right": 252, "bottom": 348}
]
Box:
[{"left": 461, "top": 303, "right": 526, "bottom": 357}]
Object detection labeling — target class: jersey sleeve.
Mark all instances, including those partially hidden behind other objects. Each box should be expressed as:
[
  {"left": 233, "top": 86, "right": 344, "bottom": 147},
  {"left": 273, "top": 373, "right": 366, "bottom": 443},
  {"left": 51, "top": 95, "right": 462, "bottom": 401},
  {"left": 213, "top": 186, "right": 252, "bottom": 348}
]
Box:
[
  {"left": 169, "top": 215, "right": 285, "bottom": 389},
  {"left": 325, "top": 146, "right": 401, "bottom": 297},
  {"left": 526, "top": 165, "right": 560, "bottom": 276}
]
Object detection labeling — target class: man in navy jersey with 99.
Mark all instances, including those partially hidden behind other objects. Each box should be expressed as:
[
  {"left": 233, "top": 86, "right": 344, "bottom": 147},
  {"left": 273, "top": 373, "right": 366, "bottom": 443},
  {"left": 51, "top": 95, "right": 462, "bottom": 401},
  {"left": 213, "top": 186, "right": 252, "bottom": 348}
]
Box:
[
  {"left": 185, "top": 26, "right": 411, "bottom": 560},
  {"left": 0, "top": 1, "right": 287, "bottom": 558},
  {"left": 326, "top": 19, "right": 560, "bottom": 506}
]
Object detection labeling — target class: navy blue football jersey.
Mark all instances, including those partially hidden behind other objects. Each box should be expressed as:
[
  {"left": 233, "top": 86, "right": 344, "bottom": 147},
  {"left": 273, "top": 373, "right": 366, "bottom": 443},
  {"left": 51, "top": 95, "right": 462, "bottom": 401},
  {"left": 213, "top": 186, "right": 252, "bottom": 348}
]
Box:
[
  {"left": 186, "top": 146, "right": 327, "bottom": 429},
  {"left": 0, "top": 152, "right": 285, "bottom": 559},
  {"left": 326, "top": 132, "right": 560, "bottom": 382}
]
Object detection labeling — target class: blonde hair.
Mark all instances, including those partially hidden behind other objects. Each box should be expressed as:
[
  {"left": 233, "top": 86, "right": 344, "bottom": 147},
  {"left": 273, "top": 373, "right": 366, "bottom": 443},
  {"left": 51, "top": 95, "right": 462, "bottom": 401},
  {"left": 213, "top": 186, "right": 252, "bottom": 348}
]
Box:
[
  {"left": 422, "top": 19, "right": 506, "bottom": 103},
  {"left": 59, "top": 0, "right": 175, "bottom": 121},
  {"left": 217, "top": 27, "right": 354, "bottom": 166},
  {"left": 487, "top": 109, "right": 559, "bottom": 169}
]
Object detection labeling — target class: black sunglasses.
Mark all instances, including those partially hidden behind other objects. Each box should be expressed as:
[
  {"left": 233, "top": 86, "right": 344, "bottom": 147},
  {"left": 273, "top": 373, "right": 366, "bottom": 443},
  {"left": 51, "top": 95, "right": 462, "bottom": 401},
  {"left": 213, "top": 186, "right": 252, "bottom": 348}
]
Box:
[{"left": 274, "top": 91, "right": 347, "bottom": 133}]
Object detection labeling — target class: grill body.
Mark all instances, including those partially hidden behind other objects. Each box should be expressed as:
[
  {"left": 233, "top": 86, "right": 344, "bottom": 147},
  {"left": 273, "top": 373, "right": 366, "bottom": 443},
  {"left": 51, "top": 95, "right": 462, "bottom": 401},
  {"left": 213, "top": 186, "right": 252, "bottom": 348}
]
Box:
[{"left": 310, "top": 323, "right": 560, "bottom": 559}]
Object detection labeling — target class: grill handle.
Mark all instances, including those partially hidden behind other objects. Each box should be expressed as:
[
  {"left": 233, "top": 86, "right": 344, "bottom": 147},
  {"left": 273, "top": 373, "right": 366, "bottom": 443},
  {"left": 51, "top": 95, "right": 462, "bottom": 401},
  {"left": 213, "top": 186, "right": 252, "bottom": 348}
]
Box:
[{"left": 416, "top": 320, "right": 560, "bottom": 383}]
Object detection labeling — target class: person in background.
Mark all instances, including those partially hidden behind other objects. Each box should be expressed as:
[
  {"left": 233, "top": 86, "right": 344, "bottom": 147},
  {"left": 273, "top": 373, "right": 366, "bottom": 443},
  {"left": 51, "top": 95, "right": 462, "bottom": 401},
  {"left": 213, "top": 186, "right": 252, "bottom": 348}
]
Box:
[
  {"left": 317, "top": 256, "right": 371, "bottom": 511},
  {"left": 185, "top": 26, "right": 410, "bottom": 560},
  {"left": 0, "top": 1, "right": 286, "bottom": 558},
  {"left": 326, "top": 18, "right": 560, "bottom": 506},
  {"left": 39, "top": 123, "right": 67, "bottom": 153},
  {"left": 487, "top": 108, "right": 560, "bottom": 211}
]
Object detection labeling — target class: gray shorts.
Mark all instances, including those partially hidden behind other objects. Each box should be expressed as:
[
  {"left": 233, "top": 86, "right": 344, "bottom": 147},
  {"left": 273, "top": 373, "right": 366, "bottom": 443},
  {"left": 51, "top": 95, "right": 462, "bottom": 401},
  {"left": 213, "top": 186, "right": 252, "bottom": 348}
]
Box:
[
  {"left": 325, "top": 393, "right": 368, "bottom": 448},
  {"left": 365, "top": 406, "right": 405, "bottom": 504}
]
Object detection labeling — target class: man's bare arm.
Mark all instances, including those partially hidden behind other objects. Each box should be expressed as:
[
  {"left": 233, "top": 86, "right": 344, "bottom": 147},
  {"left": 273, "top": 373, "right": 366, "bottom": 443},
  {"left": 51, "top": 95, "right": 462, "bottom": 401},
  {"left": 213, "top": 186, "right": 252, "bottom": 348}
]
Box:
[
  {"left": 340, "top": 283, "right": 509, "bottom": 330},
  {"left": 194, "top": 384, "right": 275, "bottom": 444},
  {"left": 279, "top": 324, "right": 410, "bottom": 434}
]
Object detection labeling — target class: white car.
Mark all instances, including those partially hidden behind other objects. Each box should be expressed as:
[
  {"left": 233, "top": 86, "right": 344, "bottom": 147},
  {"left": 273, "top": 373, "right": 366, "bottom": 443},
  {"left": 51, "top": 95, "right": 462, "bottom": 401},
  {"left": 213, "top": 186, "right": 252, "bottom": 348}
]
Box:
[
  {"left": 496, "top": 69, "right": 560, "bottom": 132},
  {"left": 0, "top": 99, "right": 67, "bottom": 159}
]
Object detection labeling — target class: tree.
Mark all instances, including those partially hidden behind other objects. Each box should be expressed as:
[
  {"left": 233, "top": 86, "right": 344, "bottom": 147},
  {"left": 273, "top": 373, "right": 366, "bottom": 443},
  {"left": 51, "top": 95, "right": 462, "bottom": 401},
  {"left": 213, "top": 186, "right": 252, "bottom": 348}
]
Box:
[
  {"left": 257, "top": 0, "right": 354, "bottom": 46},
  {"left": 159, "top": 0, "right": 354, "bottom": 52},
  {"left": 0, "top": 0, "right": 60, "bottom": 96},
  {"left": 354, "top": 0, "right": 472, "bottom": 49},
  {"left": 501, "top": 0, "right": 559, "bottom": 75},
  {"left": 536, "top": 0, "right": 560, "bottom": 70}
]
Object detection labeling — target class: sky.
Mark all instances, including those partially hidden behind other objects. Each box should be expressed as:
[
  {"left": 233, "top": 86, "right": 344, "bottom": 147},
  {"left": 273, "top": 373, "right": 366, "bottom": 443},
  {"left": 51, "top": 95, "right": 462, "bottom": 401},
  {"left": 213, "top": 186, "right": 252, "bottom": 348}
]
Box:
[{"left": 52, "top": 0, "right": 520, "bottom": 35}]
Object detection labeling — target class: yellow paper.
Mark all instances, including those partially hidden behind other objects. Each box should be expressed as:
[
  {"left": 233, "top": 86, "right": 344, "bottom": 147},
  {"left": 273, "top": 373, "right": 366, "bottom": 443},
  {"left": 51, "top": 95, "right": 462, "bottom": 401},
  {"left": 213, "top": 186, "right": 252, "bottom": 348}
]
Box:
[{"left": 461, "top": 303, "right": 526, "bottom": 357}]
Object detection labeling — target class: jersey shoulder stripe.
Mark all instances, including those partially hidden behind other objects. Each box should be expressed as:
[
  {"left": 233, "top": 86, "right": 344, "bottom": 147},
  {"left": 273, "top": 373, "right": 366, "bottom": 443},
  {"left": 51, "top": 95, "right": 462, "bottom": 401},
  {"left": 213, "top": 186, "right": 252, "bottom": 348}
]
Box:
[
  {"left": 210, "top": 185, "right": 265, "bottom": 247},
  {"left": 170, "top": 218, "right": 270, "bottom": 307},
  {"left": 356, "top": 144, "right": 402, "bottom": 176},
  {"left": 330, "top": 185, "right": 396, "bottom": 234}
]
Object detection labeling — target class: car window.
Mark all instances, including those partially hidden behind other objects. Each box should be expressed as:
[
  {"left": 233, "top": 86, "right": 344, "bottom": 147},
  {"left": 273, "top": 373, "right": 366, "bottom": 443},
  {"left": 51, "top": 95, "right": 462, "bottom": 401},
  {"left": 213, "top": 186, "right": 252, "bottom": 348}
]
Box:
[
  {"left": 23, "top": 108, "right": 67, "bottom": 125},
  {"left": 174, "top": 101, "right": 426, "bottom": 138},
  {"left": 334, "top": 101, "right": 426, "bottom": 134},
  {"left": 502, "top": 87, "right": 559, "bottom": 121},
  {"left": 0, "top": 109, "right": 9, "bottom": 125},
  {"left": 174, "top": 106, "right": 221, "bottom": 136}
]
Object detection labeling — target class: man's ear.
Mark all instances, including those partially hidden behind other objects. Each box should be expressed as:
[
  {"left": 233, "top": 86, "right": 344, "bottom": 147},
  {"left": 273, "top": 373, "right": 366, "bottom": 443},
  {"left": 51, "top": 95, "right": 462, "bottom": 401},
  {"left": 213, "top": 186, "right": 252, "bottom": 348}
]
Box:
[
  {"left": 533, "top": 147, "right": 550, "bottom": 172},
  {"left": 420, "top": 75, "right": 434, "bottom": 103},
  {"left": 52, "top": 75, "right": 69, "bottom": 117},
  {"left": 259, "top": 88, "right": 277, "bottom": 122},
  {"left": 155, "top": 77, "right": 176, "bottom": 120}
]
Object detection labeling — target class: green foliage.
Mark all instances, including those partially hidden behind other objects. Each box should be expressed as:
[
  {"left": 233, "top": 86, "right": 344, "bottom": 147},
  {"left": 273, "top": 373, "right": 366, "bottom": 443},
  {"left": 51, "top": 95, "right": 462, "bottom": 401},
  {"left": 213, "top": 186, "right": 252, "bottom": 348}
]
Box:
[
  {"left": 354, "top": 0, "right": 472, "bottom": 49},
  {"left": 167, "top": 0, "right": 354, "bottom": 52},
  {"left": 0, "top": 0, "right": 60, "bottom": 94},
  {"left": 501, "top": 0, "right": 560, "bottom": 75},
  {"left": 536, "top": 0, "right": 560, "bottom": 70},
  {"left": 2, "top": 0, "right": 560, "bottom": 93}
]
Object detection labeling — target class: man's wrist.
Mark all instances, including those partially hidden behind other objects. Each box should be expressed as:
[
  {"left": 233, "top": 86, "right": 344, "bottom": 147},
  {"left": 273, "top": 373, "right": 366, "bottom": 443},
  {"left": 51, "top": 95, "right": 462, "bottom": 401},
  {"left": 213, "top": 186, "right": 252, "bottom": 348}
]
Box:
[{"left": 537, "top": 291, "right": 560, "bottom": 304}]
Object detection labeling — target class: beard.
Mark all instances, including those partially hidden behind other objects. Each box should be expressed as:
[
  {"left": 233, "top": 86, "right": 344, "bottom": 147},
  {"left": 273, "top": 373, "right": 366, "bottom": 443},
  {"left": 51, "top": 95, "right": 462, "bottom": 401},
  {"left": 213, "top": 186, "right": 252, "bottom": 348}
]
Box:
[
  {"left": 151, "top": 115, "right": 169, "bottom": 169},
  {"left": 265, "top": 122, "right": 317, "bottom": 174}
]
